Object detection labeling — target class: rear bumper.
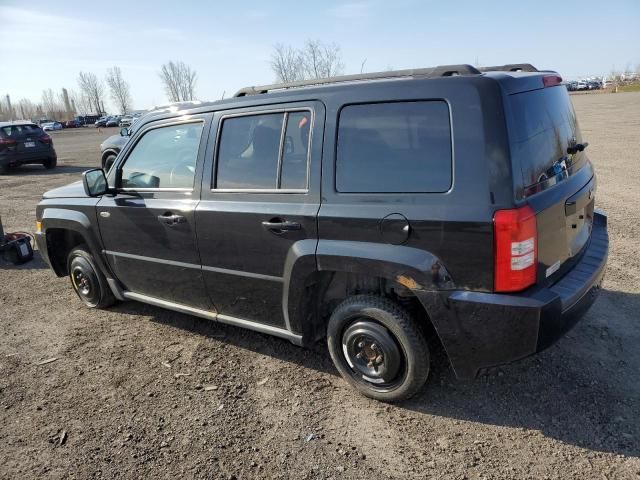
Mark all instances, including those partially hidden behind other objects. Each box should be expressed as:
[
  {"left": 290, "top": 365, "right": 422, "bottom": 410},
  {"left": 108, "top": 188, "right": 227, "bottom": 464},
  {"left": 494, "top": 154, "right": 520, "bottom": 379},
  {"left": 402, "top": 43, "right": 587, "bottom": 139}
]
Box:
[
  {"left": 0, "top": 148, "right": 56, "bottom": 167},
  {"left": 433, "top": 212, "right": 608, "bottom": 379}
]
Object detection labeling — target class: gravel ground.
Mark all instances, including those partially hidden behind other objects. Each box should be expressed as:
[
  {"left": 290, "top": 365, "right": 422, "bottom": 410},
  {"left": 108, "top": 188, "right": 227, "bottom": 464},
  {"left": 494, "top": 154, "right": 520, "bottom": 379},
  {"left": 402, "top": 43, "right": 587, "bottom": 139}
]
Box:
[{"left": 1, "top": 94, "right": 639, "bottom": 479}]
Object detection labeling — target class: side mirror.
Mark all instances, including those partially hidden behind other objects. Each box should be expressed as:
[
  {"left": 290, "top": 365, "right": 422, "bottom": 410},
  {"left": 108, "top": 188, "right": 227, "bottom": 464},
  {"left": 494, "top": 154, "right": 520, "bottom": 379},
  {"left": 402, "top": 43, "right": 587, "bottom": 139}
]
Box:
[
  {"left": 82, "top": 168, "right": 109, "bottom": 197},
  {"left": 120, "top": 127, "right": 129, "bottom": 137}
]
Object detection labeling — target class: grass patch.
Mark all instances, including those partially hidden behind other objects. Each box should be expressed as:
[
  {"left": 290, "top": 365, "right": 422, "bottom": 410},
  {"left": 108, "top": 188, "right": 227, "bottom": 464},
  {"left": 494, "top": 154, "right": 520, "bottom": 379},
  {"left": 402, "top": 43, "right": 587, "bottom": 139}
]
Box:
[{"left": 617, "top": 83, "right": 640, "bottom": 93}]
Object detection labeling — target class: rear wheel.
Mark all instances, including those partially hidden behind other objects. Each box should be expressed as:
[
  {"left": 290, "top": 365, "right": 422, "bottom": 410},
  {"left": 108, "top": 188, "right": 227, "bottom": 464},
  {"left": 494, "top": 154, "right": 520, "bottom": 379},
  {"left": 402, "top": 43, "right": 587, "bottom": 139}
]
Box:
[
  {"left": 67, "top": 245, "right": 115, "bottom": 309},
  {"left": 0, "top": 164, "right": 8, "bottom": 174},
  {"left": 327, "top": 295, "right": 430, "bottom": 402},
  {"left": 43, "top": 157, "right": 57, "bottom": 169}
]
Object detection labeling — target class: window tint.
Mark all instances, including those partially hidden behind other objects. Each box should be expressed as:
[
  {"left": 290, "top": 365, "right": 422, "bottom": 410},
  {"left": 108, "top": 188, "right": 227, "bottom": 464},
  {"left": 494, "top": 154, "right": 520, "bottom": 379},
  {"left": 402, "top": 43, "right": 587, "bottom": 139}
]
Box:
[
  {"left": 336, "top": 101, "right": 452, "bottom": 193},
  {"left": 216, "top": 111, "right": 311, "bottom": 191},
  {"left": 280, "top": 111, "right": 311, "bottom": 189},
  {"left": 507, "top": 86, "right": 584, "bottom": 195},
  {"left": 121, "top": 122, "right": 203, "bottom": 189},
  {"left": 217, "top": 113, "right": 284, "bottom": 189},
  {"left": 1, "top": 124, "right": 41, "bottom": 137}
]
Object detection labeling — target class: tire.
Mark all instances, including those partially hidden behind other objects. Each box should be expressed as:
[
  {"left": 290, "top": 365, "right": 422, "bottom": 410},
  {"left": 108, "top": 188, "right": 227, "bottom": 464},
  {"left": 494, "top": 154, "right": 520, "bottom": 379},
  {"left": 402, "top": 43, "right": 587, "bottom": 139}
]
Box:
[
  {"left": 67, "top": 245, "right": 115, "bottom": 309},
  {"left": 43, "top": 157, "right": 57, "bottom": 169},
  {"left": 327, "top": 295, "right": 430, "bottom": 403},
  {"left": 0, "top": 164, "right": 8, "bottom": 175},
  {"left": 102, "top": 154, "right": 116, "bottom": 172}
]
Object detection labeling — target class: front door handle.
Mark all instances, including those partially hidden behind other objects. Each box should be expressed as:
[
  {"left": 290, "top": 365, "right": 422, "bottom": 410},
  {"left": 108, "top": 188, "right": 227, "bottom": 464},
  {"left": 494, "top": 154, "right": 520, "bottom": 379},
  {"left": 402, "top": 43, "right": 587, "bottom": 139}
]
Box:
[
  {"left": 157, "top": 213, "right": 186, "bottom": 226},
  {"left": 261, "top": 219, "right": 302, "bottom": 233}
]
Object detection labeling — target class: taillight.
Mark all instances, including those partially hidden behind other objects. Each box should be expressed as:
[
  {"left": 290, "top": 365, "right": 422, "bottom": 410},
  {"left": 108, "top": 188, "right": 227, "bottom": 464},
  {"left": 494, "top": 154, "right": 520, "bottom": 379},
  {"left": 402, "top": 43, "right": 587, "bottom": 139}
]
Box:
[
  {"left": 543, "top": 74, "right": 563, "bottom": 87},
  {"left": 0, "top": 137, "right": 17, "bottom": 145},
  {"left": 39, "top": 134, "right": 52, "bottom": 144},
  {"left": 494, "top": 205, "right": 537, "bottom": 292}
]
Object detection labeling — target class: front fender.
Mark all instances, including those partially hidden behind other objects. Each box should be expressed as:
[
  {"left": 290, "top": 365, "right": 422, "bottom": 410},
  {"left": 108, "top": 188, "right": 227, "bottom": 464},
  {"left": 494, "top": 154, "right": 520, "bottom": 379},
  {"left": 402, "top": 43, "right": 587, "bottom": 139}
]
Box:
[{"left": 40, "top": 207, "right": 108, "bottom": 277}]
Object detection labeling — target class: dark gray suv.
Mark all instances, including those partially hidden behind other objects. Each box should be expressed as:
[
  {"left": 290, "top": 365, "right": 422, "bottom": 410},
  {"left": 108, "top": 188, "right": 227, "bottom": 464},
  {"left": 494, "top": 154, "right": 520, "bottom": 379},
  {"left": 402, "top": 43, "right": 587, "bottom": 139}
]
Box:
[
  {"left": 0, "top": 121, "right": 57, "bottom": 173},
  {"left": 36, "top": 64, "right": 608, "bottom": 402}
]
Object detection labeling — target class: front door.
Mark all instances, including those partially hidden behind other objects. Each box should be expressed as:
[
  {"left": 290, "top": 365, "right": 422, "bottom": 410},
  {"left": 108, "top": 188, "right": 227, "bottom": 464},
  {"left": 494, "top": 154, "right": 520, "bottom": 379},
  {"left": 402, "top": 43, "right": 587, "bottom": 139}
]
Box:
[
  {"left": 97, "top": 116, "right": 212, "bottom": 309},
  {"left": 196, "top": 102, "right": 324, "bottom": 328}
]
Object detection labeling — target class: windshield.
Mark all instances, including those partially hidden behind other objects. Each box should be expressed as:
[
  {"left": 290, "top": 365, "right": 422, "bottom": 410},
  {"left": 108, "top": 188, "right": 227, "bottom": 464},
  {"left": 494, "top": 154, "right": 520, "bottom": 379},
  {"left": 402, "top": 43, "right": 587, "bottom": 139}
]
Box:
[{"left": 507, "top": 86, "right": 587, "bottom": 197}]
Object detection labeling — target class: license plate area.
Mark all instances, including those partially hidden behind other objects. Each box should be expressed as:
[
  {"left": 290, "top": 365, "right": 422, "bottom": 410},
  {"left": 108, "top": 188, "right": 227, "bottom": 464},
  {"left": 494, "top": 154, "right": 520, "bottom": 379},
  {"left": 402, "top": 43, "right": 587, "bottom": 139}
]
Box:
[
  {"left": 24, "top": 141, "right": 35, "bottom": 148},
  {"left": 565, "top": 179, "right": 595, "bottom": 258}
]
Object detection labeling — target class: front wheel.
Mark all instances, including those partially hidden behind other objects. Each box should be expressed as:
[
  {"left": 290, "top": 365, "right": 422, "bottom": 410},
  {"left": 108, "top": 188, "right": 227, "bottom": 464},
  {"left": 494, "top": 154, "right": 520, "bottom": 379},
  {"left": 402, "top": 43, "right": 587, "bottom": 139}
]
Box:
[
  {"left": 67, "top": 245, "right": 115, "bottom": 309},
  {"left": 102, "top": 154, "right": 116, "bottom": 172},
  {"left": 327, "top": 295, "right": 430, "bottom": 402}
]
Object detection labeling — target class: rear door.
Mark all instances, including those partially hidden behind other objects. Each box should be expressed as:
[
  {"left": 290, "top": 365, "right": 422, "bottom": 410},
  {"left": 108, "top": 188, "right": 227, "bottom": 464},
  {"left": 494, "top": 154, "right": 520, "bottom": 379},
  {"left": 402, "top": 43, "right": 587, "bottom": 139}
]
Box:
[
  {"left": 97, "top": 115, "right": 212, "bottom": 308},
  {"left": 505, "top": 84, "right": 596, "bottom": 285},
  {"left": 196, "top": 102, "right": 324, "bottom": 328}
]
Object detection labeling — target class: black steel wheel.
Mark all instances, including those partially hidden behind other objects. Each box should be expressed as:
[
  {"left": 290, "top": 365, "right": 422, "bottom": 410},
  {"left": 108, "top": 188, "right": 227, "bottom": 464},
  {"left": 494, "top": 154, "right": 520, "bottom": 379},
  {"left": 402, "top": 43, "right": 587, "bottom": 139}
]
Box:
[
  {"left": 327, "top": 295, "right": 430, "bottom": 402},
  {"left": 67, "top": 245, "right": 114, "bottom": 309}
]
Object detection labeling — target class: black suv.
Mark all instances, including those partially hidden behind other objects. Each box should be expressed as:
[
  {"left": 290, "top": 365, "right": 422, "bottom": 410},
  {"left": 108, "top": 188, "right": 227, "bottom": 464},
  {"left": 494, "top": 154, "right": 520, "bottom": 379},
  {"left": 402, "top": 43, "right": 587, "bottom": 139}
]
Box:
[
  {"left": 0, "top": 122, "right": 57, "bottom": 173},
  {"left": 35, "top": 64, "right": 608, "bottom": 402}
]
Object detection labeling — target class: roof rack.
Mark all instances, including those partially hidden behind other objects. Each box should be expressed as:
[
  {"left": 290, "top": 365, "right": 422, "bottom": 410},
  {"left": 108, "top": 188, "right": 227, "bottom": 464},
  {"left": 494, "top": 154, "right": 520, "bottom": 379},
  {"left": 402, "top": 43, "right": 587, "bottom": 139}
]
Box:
[
  {"left": 478, "top": 63, "right": 538, "bottom": 72},
  {"left": 234, "top": 64, "right": 481, "bottom": 97}
]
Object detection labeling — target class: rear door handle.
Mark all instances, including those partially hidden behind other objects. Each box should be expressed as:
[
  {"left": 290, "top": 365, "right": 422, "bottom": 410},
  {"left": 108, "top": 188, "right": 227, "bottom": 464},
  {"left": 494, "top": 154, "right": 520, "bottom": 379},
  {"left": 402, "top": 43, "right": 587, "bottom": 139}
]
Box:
[
  {"left": 261, "top": 220, "right": 302, "bottom": 232},
  {"left": 157, "top": 213, "right": 186, "bottom": 226}
]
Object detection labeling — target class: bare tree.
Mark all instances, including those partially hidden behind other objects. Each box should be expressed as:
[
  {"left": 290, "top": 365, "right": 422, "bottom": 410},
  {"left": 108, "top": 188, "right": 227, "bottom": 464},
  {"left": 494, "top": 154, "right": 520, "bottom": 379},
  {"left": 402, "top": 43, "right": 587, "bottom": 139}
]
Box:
[
  {"left": 105, "top": 66, "right": 133, "bottom": 114},
  {"left": 69, "top": 89, "right": 91, "bottom": 116},
  {"left": 270, "top": 44, "right": 305, "bottom": 83},
  {"left": 302, "top": 40, "right": 344, "bottom": 79},
  {"left": 78, "top": 71, "right": 106, "bottom": 113},
  {"left": 0, "top": 95, "right": 14, "bottom": 121},
  {"left": 16, "top": 98, "right": 40, "bottom": 120},
  {"left": 270, "top": 40, "right": 344, "bottom": 82},
  {"left": 42, "top": 88, "right": 65, "bottom": 120},
  {"left": 159, "top": 61, "right": 197, "bottom": 102}
]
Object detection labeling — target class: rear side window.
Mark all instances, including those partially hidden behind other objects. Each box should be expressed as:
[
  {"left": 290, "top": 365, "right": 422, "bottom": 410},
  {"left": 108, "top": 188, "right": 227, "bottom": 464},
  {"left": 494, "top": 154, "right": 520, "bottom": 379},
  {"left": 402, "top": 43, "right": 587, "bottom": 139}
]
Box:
[
  {"left": 216, "top": 110, "right": 311, "bottom": 190},
  {"left": 336, "top": 101, "right": 452, "bottom": 193}
]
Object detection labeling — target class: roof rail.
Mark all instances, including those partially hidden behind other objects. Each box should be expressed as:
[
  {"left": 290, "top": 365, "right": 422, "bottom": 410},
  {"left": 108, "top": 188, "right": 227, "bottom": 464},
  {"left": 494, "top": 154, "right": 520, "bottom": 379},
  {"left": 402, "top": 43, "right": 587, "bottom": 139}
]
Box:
[
  {"left": 478, "top": 63, "right": 538, "bottom": 72},
  {"left": 234, "top": 64, "right": 481, "bottom": 97}
]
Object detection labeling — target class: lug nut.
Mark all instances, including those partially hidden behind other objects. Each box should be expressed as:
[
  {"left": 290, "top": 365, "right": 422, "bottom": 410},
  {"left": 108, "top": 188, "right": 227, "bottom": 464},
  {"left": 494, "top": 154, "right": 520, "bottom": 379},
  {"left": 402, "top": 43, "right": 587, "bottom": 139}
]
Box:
[
  {"left": 375, "top": 355, "right": 383, "bottom": 364},
  {"left": 358, "top": 341, "right": 365, "bottom": 349}
]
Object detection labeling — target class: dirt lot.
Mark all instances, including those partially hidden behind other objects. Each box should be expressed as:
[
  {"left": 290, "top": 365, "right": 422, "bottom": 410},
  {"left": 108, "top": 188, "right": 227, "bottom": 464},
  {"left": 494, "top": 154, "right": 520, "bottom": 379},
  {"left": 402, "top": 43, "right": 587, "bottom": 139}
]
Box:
[{"left": 1, "top": 94, "right": 639, "bottom": 479}]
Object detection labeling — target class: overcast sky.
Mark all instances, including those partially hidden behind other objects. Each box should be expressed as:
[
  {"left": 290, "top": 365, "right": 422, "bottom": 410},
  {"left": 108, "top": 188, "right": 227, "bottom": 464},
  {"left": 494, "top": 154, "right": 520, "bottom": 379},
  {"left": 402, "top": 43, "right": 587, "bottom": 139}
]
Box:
[{"left": 1, "top": 0, "right": 639, "bottom": 113}]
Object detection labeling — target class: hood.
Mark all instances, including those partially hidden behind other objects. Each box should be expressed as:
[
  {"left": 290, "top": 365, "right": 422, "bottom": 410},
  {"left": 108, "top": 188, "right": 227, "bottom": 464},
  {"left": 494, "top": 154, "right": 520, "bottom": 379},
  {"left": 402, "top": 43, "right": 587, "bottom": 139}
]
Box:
[
  {"left": 101, "top": 134, "right": 128, "bottom": 150},
  {"left": 42, "top": 180, "right": 87, "bottom": 199}
]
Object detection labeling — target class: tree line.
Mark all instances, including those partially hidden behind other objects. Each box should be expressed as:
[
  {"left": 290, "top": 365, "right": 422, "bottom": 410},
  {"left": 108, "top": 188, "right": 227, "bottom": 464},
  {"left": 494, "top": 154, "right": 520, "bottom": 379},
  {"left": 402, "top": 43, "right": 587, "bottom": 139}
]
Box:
[
  {"left": 0, "top": 61, "right": 198, "bottom": 122},
  {"left": 1, "top": 40, "right": 349, "bottom": 122}
]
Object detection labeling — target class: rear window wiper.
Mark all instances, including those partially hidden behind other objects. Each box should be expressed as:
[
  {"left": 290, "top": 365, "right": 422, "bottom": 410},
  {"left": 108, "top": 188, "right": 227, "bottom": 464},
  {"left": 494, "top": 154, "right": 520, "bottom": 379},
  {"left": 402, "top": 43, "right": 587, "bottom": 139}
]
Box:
[{"left": 567, "top": 142, "right": 589, "bottom": 155}]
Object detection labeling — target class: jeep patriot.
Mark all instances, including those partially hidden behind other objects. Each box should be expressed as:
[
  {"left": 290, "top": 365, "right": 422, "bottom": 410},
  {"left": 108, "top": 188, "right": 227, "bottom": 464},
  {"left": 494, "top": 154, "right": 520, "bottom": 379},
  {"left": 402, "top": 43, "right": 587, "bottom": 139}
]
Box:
[{"left": 35, "top": 64, "right": 608, "bottom": 402}]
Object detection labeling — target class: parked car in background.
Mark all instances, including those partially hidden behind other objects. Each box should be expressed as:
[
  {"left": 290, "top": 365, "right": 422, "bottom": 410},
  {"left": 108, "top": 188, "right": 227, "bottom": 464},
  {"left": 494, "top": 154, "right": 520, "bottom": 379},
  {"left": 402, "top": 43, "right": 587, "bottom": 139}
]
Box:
[
  {"left": 106, "top": 117, "right": 120, "bottom": 127},
  {"left": 78, "top": 115, "right": 104, "bottom": 125},
  {"left": 42, "top": 122, "right": 63, "bottom": 131},
  {"left": 65, "top": 119, "right": 82, "bottom": 128},
  {"left": 95, "top": 117, "right": 108, "bottom": 127},
  {"left": 0, "top": 121, "right": 57, "bottom": 173},
  {"left": 119, "top": 115, "right": 134, "bottom": 127}
]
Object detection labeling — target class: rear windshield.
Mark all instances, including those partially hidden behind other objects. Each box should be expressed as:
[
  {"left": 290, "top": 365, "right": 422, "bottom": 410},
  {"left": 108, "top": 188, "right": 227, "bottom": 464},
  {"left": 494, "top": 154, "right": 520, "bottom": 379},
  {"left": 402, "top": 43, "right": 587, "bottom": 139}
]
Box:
[
  {"left": 507, "top": 86, "right": 586, "bottom": 196},
  {"left": 0, "top": 124, "right": 42, "bottom": 137}
]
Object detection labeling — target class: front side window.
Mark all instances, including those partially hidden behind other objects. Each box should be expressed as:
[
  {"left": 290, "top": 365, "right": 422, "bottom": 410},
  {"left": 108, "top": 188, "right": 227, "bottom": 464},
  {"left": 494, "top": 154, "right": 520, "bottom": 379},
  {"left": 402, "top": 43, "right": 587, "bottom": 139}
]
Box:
[
  {"left": 121, "top": 122, "right": 203, "bottom": 189},
  {"left": 215, "top": 110, "right": 311, "bottom": 190},
  {"left": 336, "top": 101, "right": 452, "bottom": 193}
]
